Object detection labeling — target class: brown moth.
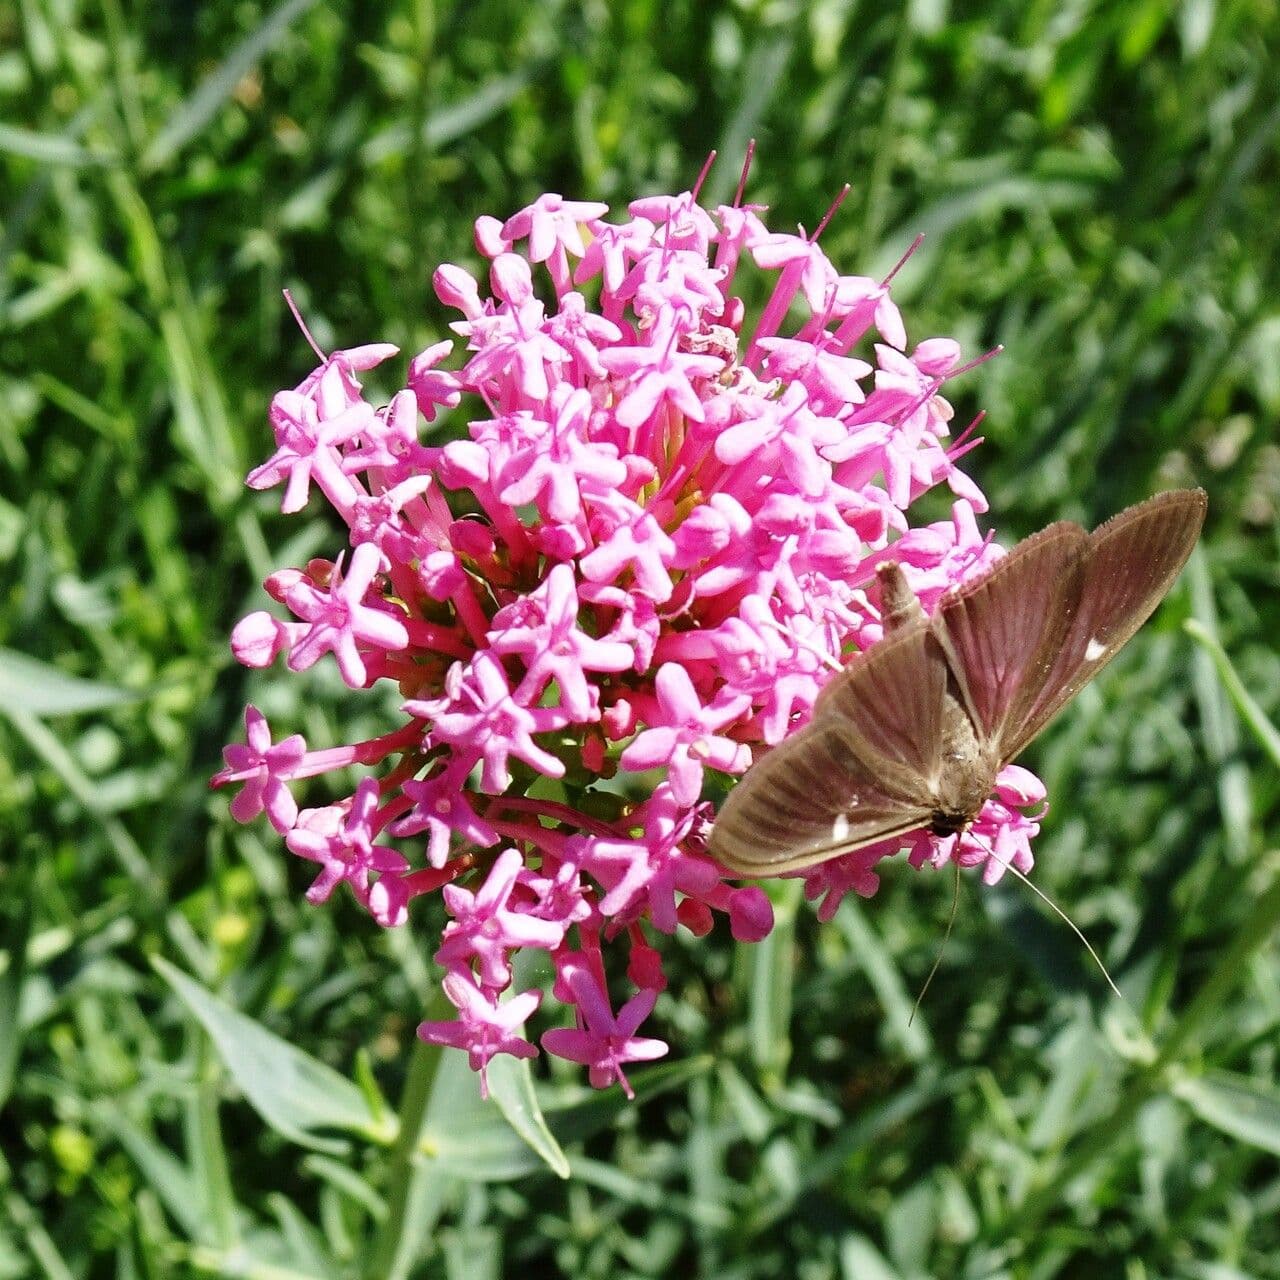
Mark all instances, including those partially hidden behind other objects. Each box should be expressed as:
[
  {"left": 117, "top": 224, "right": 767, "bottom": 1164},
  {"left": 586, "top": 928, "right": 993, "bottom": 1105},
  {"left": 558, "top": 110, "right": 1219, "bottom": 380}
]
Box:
[{"left": 709, "top": 489, "right": 1207, "bottom": 876}]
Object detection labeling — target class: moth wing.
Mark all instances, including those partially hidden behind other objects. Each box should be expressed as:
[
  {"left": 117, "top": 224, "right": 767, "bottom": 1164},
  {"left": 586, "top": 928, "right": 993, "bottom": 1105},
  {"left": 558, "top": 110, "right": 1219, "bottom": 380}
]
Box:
[
  {"left": 710, "top": 623, "right": 943, "bottom": 876},
  {"left": 1001, "top": 488, "right": 1207, "bottom": 757},
  {"left": 812, "top": 620, "right": 949, "bottom": 794},
  {"left": 933, "top": 522, "right": 1089, "bottom": 752},
  {"left": 708, "top": 720, "right": 934, "bottom": 875}
]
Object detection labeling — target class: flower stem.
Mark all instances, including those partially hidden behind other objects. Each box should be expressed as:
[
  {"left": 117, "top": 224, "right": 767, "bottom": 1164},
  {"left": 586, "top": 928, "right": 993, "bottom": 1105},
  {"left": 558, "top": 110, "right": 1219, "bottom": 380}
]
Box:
[{"left": 366, "top": 1003, "right": 449, "bottom": 1280}]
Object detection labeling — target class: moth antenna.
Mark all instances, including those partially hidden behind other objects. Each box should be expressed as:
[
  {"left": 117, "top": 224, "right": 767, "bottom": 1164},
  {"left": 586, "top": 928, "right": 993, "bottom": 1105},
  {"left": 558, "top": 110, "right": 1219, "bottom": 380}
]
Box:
[
  {"left": 910, "top": 860, "right": 961, "bottom": 1025},
  {"left": 972, "top": 834, "right": 1124, "bottom": 1003},
  {"left": 756, "top": 616, "right": 844, "bottom": 673},
  {"left": 732, "top": 139, "right": 757, "bottom": 208},
  {"left": 283, "top": 288, "right": 327, "bottom": 362}
]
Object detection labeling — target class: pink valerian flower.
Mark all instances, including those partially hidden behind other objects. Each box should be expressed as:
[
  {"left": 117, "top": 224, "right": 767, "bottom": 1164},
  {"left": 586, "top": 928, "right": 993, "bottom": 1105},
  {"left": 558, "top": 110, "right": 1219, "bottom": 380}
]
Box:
[
  {"left": 285, "top": 779, "right": 411, "bottom": 926},
  {"left": 541, "top": 962, "right": 668, "bottom": 1097},
  {"left": 215, "top": 705, "right": 306, "bottom": 833},
  {"left": 418, "top": 970, "right": 542, "bottom": 1099},
  {"left": 214, "top": 159, "right": 1045, "bottom": 1091}
]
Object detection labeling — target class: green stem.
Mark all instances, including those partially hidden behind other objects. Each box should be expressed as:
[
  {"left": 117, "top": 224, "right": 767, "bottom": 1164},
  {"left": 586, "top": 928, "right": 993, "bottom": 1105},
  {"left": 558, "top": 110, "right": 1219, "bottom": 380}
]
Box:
[
  {"left": 1005, "top": 869, "right": 1280, "bottom": 1237},
  {"left": 366, "top": 1017, "right": 447, "bottom": 1280}
]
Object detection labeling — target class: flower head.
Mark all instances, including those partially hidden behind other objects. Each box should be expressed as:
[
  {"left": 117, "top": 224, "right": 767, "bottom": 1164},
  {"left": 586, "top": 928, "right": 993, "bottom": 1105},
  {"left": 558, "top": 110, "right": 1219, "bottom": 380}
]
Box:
[{"left": 215, "top": 162, "right": 1042, "bottom": 1091}]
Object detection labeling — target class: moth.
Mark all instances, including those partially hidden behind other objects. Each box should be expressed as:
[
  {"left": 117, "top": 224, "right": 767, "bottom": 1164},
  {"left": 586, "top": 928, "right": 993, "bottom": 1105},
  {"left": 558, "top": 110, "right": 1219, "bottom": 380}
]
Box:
[{"left": 709, "top": 489, "right": 1207, "bottom": 876}]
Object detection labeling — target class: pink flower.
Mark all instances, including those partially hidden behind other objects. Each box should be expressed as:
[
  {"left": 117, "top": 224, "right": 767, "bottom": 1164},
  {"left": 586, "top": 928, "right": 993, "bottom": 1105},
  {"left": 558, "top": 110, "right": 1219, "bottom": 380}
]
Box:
[
  {"left": 285, "top": 779, "right": 410, "bottom": 925},
  {"left": 541, "top": 963, "right": 667, "bottom": 1097},
  {"left": 406, "top": 652, "right": 571, "bottom": 795},
  {"left": 620, "top": 665, "right": 751, "bottom": 807},
  {"left": 392, "top": 763, "right": 500, "bottom": 869},
  {"left": 280, "top": 543, "right": 409, "bottom": 688},
  {"left": 212, "top": 705, "right": 305, "bottom": 833},
  {"left": 215, "top": 161, "right": 1039, "bottom": 1093},
  {"left": 436, "top": 848, "right": 568, "bottom": 989},
  {"left": 418, "top": 971, "right": 541, "bottom": 1099},
  {"left": 488, "top": 563, "right": 634, "bottom": 721}
]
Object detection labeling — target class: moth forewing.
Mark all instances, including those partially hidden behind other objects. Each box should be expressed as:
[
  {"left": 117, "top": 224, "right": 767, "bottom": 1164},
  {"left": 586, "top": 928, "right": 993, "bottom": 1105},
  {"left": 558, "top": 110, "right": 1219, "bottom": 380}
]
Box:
[
  {"left": 931, "top": 522, "right": 1088, "bottom": 753},
  {"left": 707, "top": 717, "right": 933, "bottom": 874},
  {"left": 810, "top": 621, "right": 950, "bottom": 792}
]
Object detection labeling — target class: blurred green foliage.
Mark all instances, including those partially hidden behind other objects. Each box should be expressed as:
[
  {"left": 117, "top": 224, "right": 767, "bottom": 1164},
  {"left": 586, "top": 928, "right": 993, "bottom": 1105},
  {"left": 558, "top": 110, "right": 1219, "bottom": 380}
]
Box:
[{"left": 2, "top": 0, "right": 1279, "bottom": 1276}]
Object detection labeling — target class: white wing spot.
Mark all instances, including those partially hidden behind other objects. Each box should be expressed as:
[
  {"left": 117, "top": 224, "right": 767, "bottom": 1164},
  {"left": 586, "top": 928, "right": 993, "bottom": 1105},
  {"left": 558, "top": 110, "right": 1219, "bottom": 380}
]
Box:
[
  {"left": 832, "top": 814, "right": 850, "bottom": 841},
  {"left": 1085, "top": 637, "right": 1107, "bottom": 662}
]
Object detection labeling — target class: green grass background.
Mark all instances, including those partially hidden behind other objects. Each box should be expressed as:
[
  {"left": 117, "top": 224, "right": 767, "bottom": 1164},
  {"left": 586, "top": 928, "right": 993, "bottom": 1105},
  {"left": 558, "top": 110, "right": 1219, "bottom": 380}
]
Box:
[{"left": 2, "top": 1, "right": 1279, "bottom": 1277}]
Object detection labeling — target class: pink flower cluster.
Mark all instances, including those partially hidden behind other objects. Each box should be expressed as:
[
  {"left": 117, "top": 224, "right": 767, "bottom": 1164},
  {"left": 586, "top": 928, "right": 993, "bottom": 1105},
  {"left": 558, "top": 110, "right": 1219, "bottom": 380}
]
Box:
[{"left": 214, "top": 163, "right": 1046, "bottom": 1094}]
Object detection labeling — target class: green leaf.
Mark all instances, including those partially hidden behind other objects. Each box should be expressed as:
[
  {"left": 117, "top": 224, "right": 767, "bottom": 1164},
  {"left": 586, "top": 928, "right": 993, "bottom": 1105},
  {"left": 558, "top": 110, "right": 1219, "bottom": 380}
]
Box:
[
  {"left": 140, "top": 0, "right": 323, "bottom": 172},
  {"left": 0, "top": 649, "right": 141, "bottom": 716},
  {"left": 484, "top": 1052, "right": 570, "bottom": 1179},
  {"left": 152, "top": 957, "right": 390, "bottom": 1154},
  {"left": 835, "top": 899, "right": 932, "bottom": 1064},
  {"left": 1172, "top": 1070, "right": 1280, "bottom": 1156},
  {"left": 92, "top": 1107, "right": 213, "bottom": 1242},
  {"left": 1184, "top": 619, "right": 1280, "bottom": 769},
  {"left": 265, "top": 1194, "right": 340, "bottom": 1280},
  {"left": 742, "top": 878, "right": 805, "bottom": 1080},
  {"left": 443, "top": 1227, "right": 500, "bottom": 1280},
  {"left": 419, "top": 1049, "right": 710, "bottom": 1182},
  {"left": 419, "top": 1043, "right": 546, "bottom": 1182},
  {"left": 840, "top": 1234, "right": 902, "bottom": 1280},
  {"left": 0, "top": 854, "right": 34, "bottom": 1110},
  {"left": 543, "top": 1054, "right": 714, "bottom": 1148},
  {"left": 300, "top": 1155, "right": 386, "bottom": 1221},
  {"left": 0, "top": 123, "right": 116, "bottom": 167}
]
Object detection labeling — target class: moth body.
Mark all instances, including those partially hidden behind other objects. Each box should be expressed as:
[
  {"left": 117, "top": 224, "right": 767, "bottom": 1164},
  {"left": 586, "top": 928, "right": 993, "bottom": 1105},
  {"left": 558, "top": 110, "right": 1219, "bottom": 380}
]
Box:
[{"left": 930, "top": 685, "right": 998, "bottom": 837}]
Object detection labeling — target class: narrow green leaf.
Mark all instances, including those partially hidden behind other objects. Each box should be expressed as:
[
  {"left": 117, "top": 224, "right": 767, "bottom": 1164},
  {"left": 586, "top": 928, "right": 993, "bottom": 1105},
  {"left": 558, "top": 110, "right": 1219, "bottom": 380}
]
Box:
[
  {"left": 92, "top": 1107, "right": 212, "bottom": 1242},
  {"left": 301, "top": 1155, "right": 386, "bottom": 1221},
  {"left": 443, "top": 1226, "right": 500, "bottom": 1280},
  {"left": 4, "top": 1191, "right": 76, "bottom": 1280},
  {"left": 1172, "top": 1070, "right": 1280, "bottom": 1156},
  {"left": 141, "top": 0, "right": 323, "bottom": 172},
  {"left": 1185, "top": 549, "right": 1253, "bottom": 859},
  {"left": 419, "top": 1042, "right": 546, "bottom": 1182},
  {"left": 184, "top": 1245, "right": 331, "bottom": 1280},
  {"left": 362, "top": 68, "right": 539, "bottom": 165},
  {"left": 568, "top": 1154, "right": 730, "bottom": 1227},
  {"left": 840, "top": 1234, "right": 902, "bottom": 1280},
  {"left": 543, "top": 1054, "right": 714, "bottom": 1148},
  {"left": 265, "top": 1194, "right": 340, "bottom": 1280},
  {"left": 747, "top": 1070, "right": 969, "bottom": 1236},
  {"left": 1184, "top": 619, "right": 1280, "bottom": 769},
  {"left": 152, "top": 957, "right": 389, "bottom": 1153},
  {"left": 0, "top": 854, "right": 33, "bottom": 1110},
  {"left": 835, "top": 899, "right": 933, "bottom": 1063},
  {"left": 743, "top": 877, "right": 804, "bottom": 1080},
  {"left": 0, "top": 649, "right": 141, "bottom": 716},
  {"left": 420, "top": 1047, "right": 710, "bottom": 1182},
  {"left": 0, "top": 122, "right": 116, "bottom": 167},
  {"left": 484, "top": 1052, "right": 570, "bottom": 1179}
]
